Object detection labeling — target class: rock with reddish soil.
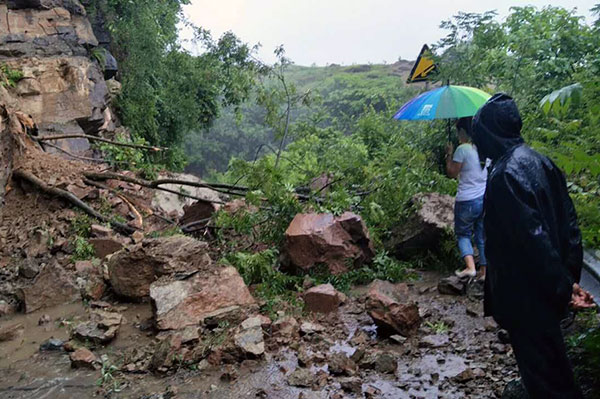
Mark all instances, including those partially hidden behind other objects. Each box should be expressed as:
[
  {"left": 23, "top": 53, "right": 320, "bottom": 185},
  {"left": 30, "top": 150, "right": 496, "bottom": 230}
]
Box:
[
  {"left": 365, "top": 280, "right": 421, "bottom": 337},
  {"left": 70, "top": 348, "right": 98, "bottom": 370},
  {"left": 108, "top": 235, "right": 212, "bottom": 300},
  {"left": 90, "top": 224, "right": 113, "bottom": 238},
  {"left": 150, "top": 266, "right": 255, "bottom": 330},
  {"left": 19, "top": 262, "right": 80, "bottom": 313},
  {"left": 386, "top": 192, "right": 454, "bottom": 258},
  {"left": 89, "top": 238, "right": 123, "bottom": 260},
  {"left": 72, "top": 310, "right": 122, "bottom": 344},
  {"left": 303, "top": 284, "right": 343, "bottom": 313},
  {"left": 282, "top": 212, "right": 374, "bottom": 275},
  {"left": 180, "top": 200, "right": 219, "bottom": 228}
]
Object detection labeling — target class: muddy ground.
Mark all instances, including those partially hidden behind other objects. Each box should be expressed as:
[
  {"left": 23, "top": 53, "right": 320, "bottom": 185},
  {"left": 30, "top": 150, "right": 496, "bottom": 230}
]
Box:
[{"left": 0, "top": 272, "right": 523, "bottom": 399}]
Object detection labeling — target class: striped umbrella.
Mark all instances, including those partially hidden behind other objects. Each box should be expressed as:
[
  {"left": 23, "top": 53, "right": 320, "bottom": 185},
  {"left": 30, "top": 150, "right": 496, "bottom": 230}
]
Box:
[{"left": 393, "top": 85, "right": 491, "bottom": 121}]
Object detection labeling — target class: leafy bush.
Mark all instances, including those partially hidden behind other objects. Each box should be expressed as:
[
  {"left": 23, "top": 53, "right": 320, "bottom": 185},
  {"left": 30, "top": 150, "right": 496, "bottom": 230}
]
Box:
[{"left": 0, "top": 64, "right": 24, "bottom": 88}]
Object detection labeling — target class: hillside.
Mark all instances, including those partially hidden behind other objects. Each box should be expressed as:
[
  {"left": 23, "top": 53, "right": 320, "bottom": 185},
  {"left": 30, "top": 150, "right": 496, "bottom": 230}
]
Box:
[{"left": 184, "top": 61, "right": 427, "bottom": 176}]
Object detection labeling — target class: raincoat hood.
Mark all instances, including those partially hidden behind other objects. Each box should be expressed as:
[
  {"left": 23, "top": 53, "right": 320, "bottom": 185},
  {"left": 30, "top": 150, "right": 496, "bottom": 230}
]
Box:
[{"left": 472, "top": 93, "right": 524, "bottom": 162}]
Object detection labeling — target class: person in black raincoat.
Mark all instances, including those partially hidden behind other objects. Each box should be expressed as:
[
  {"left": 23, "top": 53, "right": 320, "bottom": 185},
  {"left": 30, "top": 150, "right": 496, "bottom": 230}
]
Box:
[{"left": 472, "top": 93, "right": 593, "bottom": 399}]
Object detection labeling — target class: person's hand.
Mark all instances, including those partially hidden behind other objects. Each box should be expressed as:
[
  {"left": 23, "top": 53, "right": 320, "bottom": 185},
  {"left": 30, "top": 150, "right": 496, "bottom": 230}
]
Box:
[
  {"left": 445, "top": 142, "right": 454, "bottom": 157},
  {"left": 570, "top": 283, "right": 596, "bottom": 309}
]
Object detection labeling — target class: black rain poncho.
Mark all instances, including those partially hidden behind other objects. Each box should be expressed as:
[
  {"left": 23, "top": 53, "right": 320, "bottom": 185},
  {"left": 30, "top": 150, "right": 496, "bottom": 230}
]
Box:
[{"left": 472, "top": 93, "right": 583, "bottom": 330}]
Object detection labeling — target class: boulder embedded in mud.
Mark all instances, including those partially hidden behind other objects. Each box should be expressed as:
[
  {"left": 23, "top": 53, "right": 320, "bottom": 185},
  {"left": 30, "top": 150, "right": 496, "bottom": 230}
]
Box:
[
  {"left": 20, "top": 262, "right": 80, "bottom": 313},
  {"left": 365, "top": 280, "right": 420, "bottom": 337},
  {"left": 386, "top": 193, "right": 454, "bottom": 258},
  {"left": 108, "top": 236, "right": 211, "bottom": 300},
  {"left": 303, "top": 284, "right": 343, "bottom": 313},
  {"left": 150, "top": 266, "right": 255, "bottom": 331},
  {"left": 70, "top": 348, "right": 98, "bottom": 370},
  {"left": 283, "top": 212, "right": 375, "bottom": 275},
  {"left": 72, "top": 310, "right": 122, "bottom": 344}
]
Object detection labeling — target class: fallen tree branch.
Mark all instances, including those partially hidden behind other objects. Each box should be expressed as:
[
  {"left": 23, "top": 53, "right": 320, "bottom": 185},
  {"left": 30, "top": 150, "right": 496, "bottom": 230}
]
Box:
[
  {"left": 83, "top": 178, "right": 145, "bottom": 229},
  {"left": 40, "top": 141, "right": 108, "bottom": 163},
  {"left": 83, "top": 171, "right": 243, "bottom": 199},
  {"left": 34, "top": 134, "right": 166, "bottom": 151},
  {"left": 13, "top": 169, "right": 137, "bottom": 234}
]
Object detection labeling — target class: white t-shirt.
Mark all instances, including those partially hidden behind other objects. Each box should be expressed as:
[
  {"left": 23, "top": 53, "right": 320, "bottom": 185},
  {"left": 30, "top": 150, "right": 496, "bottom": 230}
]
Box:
[{"left": 453, "top": 143, "right": 488, "bottom": 202}]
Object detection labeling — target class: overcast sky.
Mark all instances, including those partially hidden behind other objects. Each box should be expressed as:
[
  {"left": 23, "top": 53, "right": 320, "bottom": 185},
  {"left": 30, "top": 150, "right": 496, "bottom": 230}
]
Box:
[{"left": 180, "top": 0, "right": 598, "bottom": 66}]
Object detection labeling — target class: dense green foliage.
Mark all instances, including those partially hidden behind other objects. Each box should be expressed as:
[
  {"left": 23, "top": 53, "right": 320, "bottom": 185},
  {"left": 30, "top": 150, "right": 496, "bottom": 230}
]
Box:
[
  {"left": 433, "top": 5, "right": 600, "bottom": 245},
  {"left": 85, "top": 0, "right": 260, "bottom": 169}
]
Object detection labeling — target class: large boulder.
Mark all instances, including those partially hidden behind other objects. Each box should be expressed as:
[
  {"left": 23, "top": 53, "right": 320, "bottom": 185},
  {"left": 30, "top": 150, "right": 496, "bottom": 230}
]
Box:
[
  {"left": 180, "top": 199, "right": 219, "bottom": 229},
  {"left": 150, "top": 266, "right": 255, "bottom": 331},
  {"left": 108, "top": 236, "right": 212, "bottom": 300},
  {"left": 19, "top": 262, "right": 80, "bottom": 313},
  {"left": 386, "top": 192, "right": 454, "bottom": 258},
  {"left": 303, "top": 284, "right": 343, "bottom": 313},
  {"left": 282, "top": 212, "right": 375, "bottom": 275},
  {"left": 365, "top": 280, "right": 421, "bottom": 337}
]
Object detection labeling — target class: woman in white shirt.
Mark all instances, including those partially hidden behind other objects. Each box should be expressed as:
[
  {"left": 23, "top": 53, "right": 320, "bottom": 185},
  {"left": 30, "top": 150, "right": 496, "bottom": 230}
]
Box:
[{"left": 445, "top": 117, "right": 488, "bottom": 279}]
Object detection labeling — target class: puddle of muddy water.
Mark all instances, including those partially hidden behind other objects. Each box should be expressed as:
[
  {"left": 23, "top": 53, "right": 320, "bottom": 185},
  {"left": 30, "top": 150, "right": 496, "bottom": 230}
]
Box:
[{"left": 0, "top": 302, "right": 153, "bottom": 368}]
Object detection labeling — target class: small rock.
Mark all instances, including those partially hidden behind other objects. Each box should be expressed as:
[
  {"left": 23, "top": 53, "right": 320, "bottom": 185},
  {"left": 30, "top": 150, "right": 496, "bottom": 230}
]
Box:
[
  {"left": 19, "top": 260, "right": 40, "bottom": 279},
  {"left": 339, "top": 377, "right": 362, "bottom": 393},
  {"left": 491, "top": 343, "right": 508, "bottom": 354},
  {"left": 364, "top": 385, "right": 382, "bottom": 398},
  {"left": 220, "top": 364, "right": 239, "bottom": 382},
  {"left": 484, "top": 318, "right": 498, "bottom": 331},
  {"left": 70, "top": 348, "right": 97, "bottom": 370},
  {"left": 89, "top": 238, "right": 123, "bottom": 259},
  {"left": 303, "top": 284, "right": 342, "bottom": 313},
  {"left": 0, "top": 323, "right": 24, "bottom": 342},
  {"left": 90, "top": 224, "right": 113, "bottom": 238},
  {"left": 420, "top": 334, "right": 449, "bottom": 348},
  {"left": 437, "top": 276, "right": 467, "bottom": 296},
  {"left": 454, "top": 368, "right": 475, "bottom": 383},
  {"left": 374, "top": 353, "right": 397, "bottom": 374},
  {"left": 466, "top": 303, "right": 483, "bottom": 318},
  {"left": 39, "top": 338, "right": 64, "bottom": 351},
  {"left": 0, "top": 300, "right": 17, "bottom": 317},
  {"left": 286, "top": 367, "right": 314, "bottom": 387},
  {"left": 234, "top": 316, "right": 265, "bottom": 358},
  {"left": 272, "top": 316, "right": 299, "bottom": 339},
  {"left": 38, "top": 314, "right": 51, "bottom": 325},
  {"left": 390, "top": 334, "right": 407, "bottom": 344},
  {"left": 75, "top": 260, "right": 95, "bottom": 275},
  {"left": 328, "top": 352, "right": 358, "bottom": 376},
  {"left": 300, "top": 321, "right": 325, "bottom": 335}
]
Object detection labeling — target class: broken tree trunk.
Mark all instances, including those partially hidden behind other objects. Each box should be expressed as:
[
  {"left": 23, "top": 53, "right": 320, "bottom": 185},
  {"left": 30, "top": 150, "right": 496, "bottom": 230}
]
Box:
[
  {"left": 35, "top": 134, "right": 166, "bottom": 152},
  {"left": 13, "top": 169, "right": 137, "bottom": 234}
]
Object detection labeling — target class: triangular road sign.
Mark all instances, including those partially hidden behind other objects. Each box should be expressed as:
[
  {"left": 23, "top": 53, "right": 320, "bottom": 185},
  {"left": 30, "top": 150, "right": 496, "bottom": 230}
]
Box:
[{"left": 407, "top": 44, "right": 437, "bottom": 83}]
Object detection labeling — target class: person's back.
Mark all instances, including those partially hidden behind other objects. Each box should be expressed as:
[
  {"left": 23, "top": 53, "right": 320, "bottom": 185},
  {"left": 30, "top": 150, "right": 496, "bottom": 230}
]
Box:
[
  {"left": 473, "top": 93, "right": 587, "bottom": 399},
  {"left": 454, "top": 143, "right": 487, "bottom": 202}
]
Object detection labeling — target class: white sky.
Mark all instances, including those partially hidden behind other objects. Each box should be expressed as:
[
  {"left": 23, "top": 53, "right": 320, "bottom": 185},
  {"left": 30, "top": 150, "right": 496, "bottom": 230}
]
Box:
[{"left": 180, "top": 0, "right": 598, "bottom": 66}]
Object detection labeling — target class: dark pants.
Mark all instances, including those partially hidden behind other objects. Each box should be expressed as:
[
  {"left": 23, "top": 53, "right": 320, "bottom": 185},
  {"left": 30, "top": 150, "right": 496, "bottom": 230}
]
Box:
[{"left": 508, "top": 322, "right": 583, "bottom": 399}]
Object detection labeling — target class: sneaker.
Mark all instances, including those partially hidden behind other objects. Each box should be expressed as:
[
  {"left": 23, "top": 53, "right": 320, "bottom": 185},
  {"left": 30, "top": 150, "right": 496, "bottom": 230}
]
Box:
[{"left": 455, "top": 269, "right": 477, "bottom": 278}]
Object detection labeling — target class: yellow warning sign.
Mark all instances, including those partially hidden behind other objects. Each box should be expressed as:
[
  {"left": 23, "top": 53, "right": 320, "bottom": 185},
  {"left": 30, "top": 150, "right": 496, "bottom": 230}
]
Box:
[{"left": 407, "top": 44, "right": 437, "bottom": 83}]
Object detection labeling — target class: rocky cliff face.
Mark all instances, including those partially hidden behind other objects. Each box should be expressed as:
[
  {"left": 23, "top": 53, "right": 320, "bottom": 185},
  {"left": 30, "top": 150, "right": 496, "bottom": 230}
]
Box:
[{"left": 0, "top": 0, "right": 117, "bottom": 155}]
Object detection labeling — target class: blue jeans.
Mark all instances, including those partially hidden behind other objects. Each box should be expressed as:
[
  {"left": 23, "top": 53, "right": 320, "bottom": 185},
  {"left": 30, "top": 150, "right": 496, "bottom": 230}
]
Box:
[{"left": 454, "top": 196, "right": 487, "bottom": 266}]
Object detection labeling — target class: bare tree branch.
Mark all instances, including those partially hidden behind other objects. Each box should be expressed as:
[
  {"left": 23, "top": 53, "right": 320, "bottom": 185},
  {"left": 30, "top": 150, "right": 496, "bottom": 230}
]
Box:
[{"left": 35, "top": 134, "right": 166, "bottom": 151}]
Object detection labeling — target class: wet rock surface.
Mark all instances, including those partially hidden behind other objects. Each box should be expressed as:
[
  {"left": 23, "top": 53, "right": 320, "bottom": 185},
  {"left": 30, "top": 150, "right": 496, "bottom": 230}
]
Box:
[
  {"left": 283, "top": 211, "right": 375, "bottom": 274},
  {"left": 108, "top": 235, "right": 212, "bottom": 300},
  {"left": 0, "top": 271, "right": 527, "bottom": 399}
]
